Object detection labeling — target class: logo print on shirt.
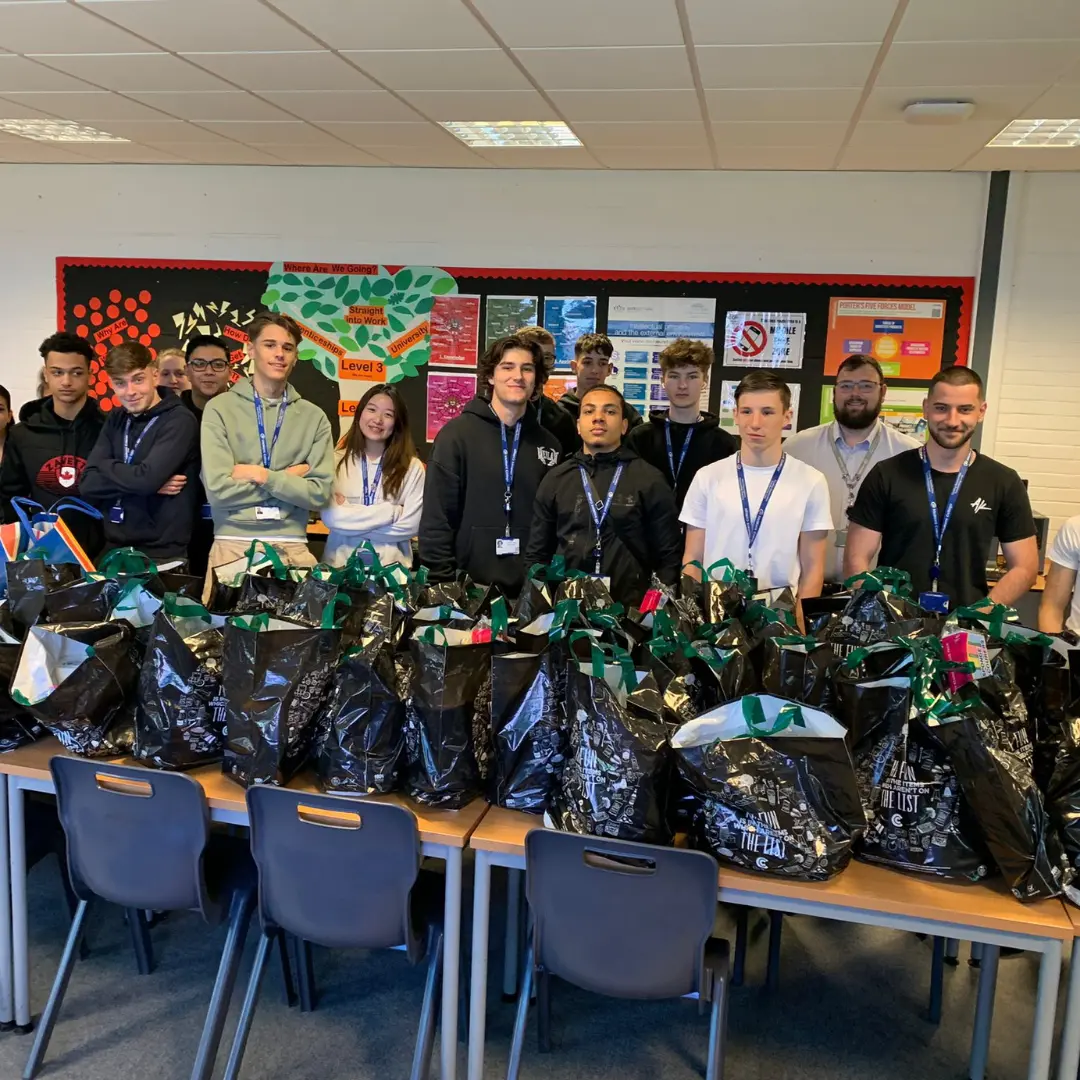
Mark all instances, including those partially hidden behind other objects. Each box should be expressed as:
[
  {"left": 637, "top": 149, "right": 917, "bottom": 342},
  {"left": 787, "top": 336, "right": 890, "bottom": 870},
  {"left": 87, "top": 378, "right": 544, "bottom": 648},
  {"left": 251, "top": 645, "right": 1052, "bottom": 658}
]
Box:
[
  {"left": 537, "top": 446, "right": 558, "bottom": 467},
  {"left": 35, "top": 455, "right": 86, "bottom": 496},
  {"left": 970, "top": 497, "right": 991, "bottom": 515}
]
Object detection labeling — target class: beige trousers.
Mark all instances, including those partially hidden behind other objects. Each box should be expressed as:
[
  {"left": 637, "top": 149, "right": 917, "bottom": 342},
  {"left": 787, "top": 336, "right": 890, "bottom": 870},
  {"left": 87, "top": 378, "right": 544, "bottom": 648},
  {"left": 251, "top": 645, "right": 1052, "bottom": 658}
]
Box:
[{"left": 202, "top": 538, "right": 317, "bottom": 604}]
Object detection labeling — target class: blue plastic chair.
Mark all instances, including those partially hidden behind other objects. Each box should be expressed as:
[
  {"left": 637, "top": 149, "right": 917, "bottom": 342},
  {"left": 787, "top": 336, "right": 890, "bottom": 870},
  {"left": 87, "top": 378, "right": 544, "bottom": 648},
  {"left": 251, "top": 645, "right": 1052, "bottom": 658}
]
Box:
[
  {"left": 24, "top": 758, "right": 257, "bottom": 1080},
  {"left": 508, "top": 829, "right": 730, "bottom": 1080},
  {"left": 221, "top": 787, "right": 444, "bottom": 1080}
]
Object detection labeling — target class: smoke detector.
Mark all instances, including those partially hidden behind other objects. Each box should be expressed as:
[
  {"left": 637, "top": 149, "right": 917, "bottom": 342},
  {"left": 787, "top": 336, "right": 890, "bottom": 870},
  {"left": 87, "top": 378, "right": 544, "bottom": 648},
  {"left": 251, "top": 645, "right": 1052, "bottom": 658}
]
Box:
[{"left": 902, "top": 101, "right": 977, "bottom": 125}]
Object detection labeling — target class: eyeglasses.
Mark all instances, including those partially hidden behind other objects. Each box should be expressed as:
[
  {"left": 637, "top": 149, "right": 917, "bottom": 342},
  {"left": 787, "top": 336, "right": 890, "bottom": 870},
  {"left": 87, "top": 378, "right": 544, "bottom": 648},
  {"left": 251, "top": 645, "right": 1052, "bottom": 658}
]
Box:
[
  {"left": 836, "top": 380, "right": 881, "bottom": 394},
  {"left": 188, "top": 359, "right": 230, "bottom": 372}
]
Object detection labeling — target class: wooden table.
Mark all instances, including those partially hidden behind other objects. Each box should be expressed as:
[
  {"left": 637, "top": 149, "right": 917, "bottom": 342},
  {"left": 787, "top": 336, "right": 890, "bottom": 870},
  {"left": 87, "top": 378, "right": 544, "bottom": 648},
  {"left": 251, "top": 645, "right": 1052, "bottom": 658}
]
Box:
[
  {"left": 0, "top": 738, "right": 488, "bottom": 1080},
  {"left": 466, "top": 808, "right": 1074, "bottom": 1080}
]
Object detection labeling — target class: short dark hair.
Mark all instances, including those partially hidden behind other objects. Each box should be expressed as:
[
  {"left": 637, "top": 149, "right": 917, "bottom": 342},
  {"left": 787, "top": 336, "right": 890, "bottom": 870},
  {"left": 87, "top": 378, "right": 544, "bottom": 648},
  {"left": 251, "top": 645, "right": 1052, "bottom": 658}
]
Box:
[
  {"left": 579, "top": 384, "right": 626, "bottom": 410},
  {"left": 477, "top": 335, "right": 548, "bottom": 400},
  {"left": 104, "top": 342, "right": 155, "bottom": 378},
  {"left": 734, "top": 370, "right": 792, "bottom": 411},
  {"left": 185, "top": 333, "right": 230, "bottom": 361},
  {"left": 836, "top": 353, "right": 885, "bottom": 382},
  {"left": 574, "top": 332, "right": 613, "bottom": 360},
  {"left": 248, "top": 311, "right": 302, "bottom": 347},
  {"left": 516, "top": 325, "right": 556, "bottom": 374},
  {"left": 38, "top": 332, "right": 92, "bottom": 366},
  {"left": 929, "top": 365, "right": 984, "bottom": 399}
]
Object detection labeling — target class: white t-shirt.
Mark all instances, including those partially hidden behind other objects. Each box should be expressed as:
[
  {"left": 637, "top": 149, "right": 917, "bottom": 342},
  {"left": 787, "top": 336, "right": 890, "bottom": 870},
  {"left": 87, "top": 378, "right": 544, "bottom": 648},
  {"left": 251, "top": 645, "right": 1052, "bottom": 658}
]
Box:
[
  {"left": 680, "top": 454, "right": 834, "bottom": 592},
  {"left": 1048, "top": 514, "right": 1080, "bottom": 633}
]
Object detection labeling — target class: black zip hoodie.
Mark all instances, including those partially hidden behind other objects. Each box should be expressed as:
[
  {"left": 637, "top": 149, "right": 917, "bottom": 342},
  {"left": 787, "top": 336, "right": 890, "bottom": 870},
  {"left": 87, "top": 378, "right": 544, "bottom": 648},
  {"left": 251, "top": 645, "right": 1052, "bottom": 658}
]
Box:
[
  {"left": 626, "top": 409, "right": 739, "bottom": 510},
  {"left": 418, "top": 397, "right": 561, "bottom": 594},
  {"left": 0, "top": 396, "right": 106, "bottom": 559},
  {"left": 78, "top": 389, "right": 200, "bottom": 560},
  {"left": 524, "top": 445, "right": 682, "bottom": 609}
]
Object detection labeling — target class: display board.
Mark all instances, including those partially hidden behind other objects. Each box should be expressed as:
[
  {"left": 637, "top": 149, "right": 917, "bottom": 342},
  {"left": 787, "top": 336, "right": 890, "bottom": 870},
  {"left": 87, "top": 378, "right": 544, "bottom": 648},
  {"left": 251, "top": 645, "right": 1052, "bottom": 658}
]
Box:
[{"left": 57, "top": 259, "right": 973, "bottom": 455}]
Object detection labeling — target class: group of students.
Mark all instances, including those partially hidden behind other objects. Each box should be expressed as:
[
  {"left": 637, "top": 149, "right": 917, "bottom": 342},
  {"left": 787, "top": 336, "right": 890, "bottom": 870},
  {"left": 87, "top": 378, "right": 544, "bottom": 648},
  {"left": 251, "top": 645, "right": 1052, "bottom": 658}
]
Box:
[{"left": 0, "top": 311, "right": 1059, "bottom": 622}]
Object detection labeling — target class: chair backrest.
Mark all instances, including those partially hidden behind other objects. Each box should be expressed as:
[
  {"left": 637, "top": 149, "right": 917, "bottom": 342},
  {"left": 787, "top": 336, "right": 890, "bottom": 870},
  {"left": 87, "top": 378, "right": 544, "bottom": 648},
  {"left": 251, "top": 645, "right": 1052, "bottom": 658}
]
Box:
[
  {"left": 525, "top": 829, "right": 719, "bottom": 1000},
  {"left": 51, "top": 757, "right": 212, "bottom": 915},
  {"left": 246, "top": 787, "right": 422, "bottom": 954}
]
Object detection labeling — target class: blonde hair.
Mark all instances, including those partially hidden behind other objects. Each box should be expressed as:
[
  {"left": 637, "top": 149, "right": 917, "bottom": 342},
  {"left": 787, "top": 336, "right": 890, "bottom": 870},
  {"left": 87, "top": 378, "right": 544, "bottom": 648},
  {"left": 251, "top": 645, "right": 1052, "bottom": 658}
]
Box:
[{"left": 157, "top": 347, "right": 185, "bottom": 365}]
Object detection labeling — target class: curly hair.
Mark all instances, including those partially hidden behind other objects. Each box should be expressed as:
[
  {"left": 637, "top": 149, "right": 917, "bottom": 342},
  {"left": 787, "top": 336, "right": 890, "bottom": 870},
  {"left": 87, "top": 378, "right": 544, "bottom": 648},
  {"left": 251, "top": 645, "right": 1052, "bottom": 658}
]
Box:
[
  {"left": 659, "top": 337, "right": 713, "bottom": 375},
  {"left": 38, "top": 332, "right": 92, "bottom": 366},
  {"left": 477, "top": 335, "right": 548, "bottom": 400}
]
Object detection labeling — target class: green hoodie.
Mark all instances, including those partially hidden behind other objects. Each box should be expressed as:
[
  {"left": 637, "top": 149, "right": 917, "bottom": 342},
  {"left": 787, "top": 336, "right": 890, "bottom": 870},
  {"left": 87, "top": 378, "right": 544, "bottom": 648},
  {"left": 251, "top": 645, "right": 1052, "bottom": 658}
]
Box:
[{"left": 200, "top": 377, "right": 334, "bottom": 542}]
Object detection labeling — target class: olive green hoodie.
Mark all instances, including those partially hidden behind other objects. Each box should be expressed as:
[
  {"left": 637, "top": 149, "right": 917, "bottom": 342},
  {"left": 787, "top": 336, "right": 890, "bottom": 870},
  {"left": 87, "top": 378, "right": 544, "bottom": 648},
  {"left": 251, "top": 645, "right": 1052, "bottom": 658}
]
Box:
[{"left": 200, "top": 377, "right": 334, "bottom": 542}]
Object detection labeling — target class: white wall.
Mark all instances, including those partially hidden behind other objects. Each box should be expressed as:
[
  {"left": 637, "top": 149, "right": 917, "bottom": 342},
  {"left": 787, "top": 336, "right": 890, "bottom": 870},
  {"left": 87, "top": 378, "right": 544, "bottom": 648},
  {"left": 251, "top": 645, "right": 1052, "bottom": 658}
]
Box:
[{"left": 0, "top": 164, "right": 989, "bottom": 410}]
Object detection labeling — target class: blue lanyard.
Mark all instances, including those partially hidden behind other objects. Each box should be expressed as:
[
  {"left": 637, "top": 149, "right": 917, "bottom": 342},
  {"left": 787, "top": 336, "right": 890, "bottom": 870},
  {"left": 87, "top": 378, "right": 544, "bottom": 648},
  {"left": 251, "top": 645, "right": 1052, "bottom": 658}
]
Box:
[
  {"left": 360, "top": 455, "right": 385, "bottom": 506},
  {"left": 922, "top": 447, "right": 973, "bottom": 588},
  {"left": 579, "top": 462, "right": 625, "bottom": 575},
  {"left": 122, "top": 415, "right": 159, "bottom": 465},
  {"left": 664, "top": 418, "right": 695, "bottom": 481},
  {"left": 736, "top": 452, "right": 786, "bottom": 573},
  {"left": 501, "top": 422, "right": 521, "bottom": 537},
  {"left": 253, "top": 390, "right": 289, "bottom": 469}
]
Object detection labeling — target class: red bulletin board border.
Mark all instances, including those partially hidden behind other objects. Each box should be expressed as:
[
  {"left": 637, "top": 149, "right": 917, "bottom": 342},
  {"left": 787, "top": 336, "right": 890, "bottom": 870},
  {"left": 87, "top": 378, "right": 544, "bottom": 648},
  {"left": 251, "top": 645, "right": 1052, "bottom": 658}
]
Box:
[{"left": 57, "top": 258, "right": 975, "bottom": 366}]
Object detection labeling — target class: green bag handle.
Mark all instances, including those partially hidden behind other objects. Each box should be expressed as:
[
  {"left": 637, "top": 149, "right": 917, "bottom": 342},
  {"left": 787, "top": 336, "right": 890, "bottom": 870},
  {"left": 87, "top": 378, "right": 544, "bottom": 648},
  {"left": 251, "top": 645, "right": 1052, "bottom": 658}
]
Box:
[
  {"left": 569, "top": 630, "right": 606, "bottom": 680},
  {"left": 163, "top": 592, "right": 213, "bottom": 623},
  {"left": 98, "top": 547, "right": 156, "bottom": 578},
  {"left": 772, "top": 633, "right": 820, "bottom": 649},
  {"left": 952, "top": 601, "right": 1019, "bottom": 640},
  {"left": 243, "top": 540, "right": 289, "bottom": 580},
  {"left": 586, "top": 602, "right": 626, "bottom": 632},
  {"left": 648, "top": 608, "right": 677, "bottom": 643},
  {"left": 414, "top": 565, "right": 429, "bottom": 586},
  {"left": 527, "top": 555, "right": 568, "bottom": 584},
  {"left": 547, "top": 598, "right": 580, "bottom": 643},
  {"left": 320, "top": 591, "right": 352, "bottom": 630},
  {"left": 490, "top": 595, "right": 509, "bottom": 639},
  {"left": 744, "top": 601, "right": 797, "bottom": 631},
  {"left": 843, "top": 566, "right": 913, "bottom": 596},
  {"left": 739, "top": 696, "right": 806, "bottom": 738},
  {"left": 229, "top": 612, "right": 271, "bottom": 632},
  {"left": 417, "top": 624, "right": 450, "bottom": 645}
]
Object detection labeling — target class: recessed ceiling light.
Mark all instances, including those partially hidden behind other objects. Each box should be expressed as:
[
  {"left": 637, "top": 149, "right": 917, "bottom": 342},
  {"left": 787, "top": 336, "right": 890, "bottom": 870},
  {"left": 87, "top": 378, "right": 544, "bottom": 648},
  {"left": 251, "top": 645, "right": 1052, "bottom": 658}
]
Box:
[
  {"left": 988, "top": 119, "right": 1080, "bottom": 148},
  {"left": 440, "top": 121, "right": 581, "bottom": 148},
  {"left": 0, "top": 119, "right": 129, "bottom": 143}
]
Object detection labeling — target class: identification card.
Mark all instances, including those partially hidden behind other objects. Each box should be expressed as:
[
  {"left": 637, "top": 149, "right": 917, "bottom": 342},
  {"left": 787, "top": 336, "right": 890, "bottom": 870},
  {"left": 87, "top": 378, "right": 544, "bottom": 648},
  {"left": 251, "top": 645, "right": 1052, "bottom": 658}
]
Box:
[
  {"left": 255, "top": 506, "right": 282, "bottom": 521},
  {"left": 201, "top": 503, "right": 213, "bottom": 521},
  {"left": 590, "top": 575, "right": 612, "bottom": 590},
  {"left": 834, "top": 529, "right": 847, "bottom": 548},
  {"left": 495, "top": 537, "right": 520, "bottom": 556},
  {"left": 109, "top": 504, "right": 124, "bottom": 524},
  {"left": 918, "top": 590, "right": 950, "bottom": 614}
]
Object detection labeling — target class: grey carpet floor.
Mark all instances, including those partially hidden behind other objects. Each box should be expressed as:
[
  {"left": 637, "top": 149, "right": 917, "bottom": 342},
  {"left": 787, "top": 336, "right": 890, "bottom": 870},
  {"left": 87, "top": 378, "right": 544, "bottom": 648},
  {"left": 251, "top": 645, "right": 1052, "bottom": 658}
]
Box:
[{"left": 0, "top": 852, "right": 1058, "bottom": 1080}]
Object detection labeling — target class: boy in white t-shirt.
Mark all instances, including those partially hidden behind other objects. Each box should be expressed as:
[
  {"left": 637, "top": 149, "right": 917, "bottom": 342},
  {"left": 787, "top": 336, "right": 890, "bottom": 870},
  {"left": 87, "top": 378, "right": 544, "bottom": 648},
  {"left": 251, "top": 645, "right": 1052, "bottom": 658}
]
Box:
[
  {"left": 1039, "top": 514, "right": 1080, "bottom": 634},
  {"left": 681, "top": 370, "right": 833, "bottom": 605}
]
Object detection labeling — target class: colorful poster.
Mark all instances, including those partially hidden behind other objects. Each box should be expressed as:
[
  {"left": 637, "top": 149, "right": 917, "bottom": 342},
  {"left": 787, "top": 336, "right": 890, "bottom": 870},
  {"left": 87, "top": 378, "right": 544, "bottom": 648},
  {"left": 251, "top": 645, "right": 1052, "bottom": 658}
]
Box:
[
  {"left": 544, "top": 376, "right": 574, "bottom": 403},
  {"left": 426, "top": 372, "right": 477, "bottom": 442},
  {"left": 720, "top": 379, "right": 801, "bottom": 436},
  {"left": 824, "top": 297, "right": 946, "bottom": 378},
  {"left": 542, "top": 296, "right": 596, "bottom": 368},
  {"left": 606, "top": 296, "right": 716, "bottom": 414},
  {"left": 484, "top": 295, "right": 538, "bottom": 347},
  {"left": 430, "top": 294, "right": 480, "bottom": 367},
  {"left": 723, "top": 311, "right": 806, "bottom": 369},
  {"left": 820, "top": 383, "right": 927, "bottom": 440}
]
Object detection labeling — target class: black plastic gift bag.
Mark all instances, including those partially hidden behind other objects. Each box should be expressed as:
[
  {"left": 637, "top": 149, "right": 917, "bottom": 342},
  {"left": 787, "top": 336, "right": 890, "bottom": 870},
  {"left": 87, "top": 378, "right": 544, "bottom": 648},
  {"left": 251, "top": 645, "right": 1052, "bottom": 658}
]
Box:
[
  {"left": 7, "top": 559, "right": 83, "bottom": 631},
  {"left": 819, "top": 568, "right": 927, "bottom": 659},
  {"left": 1047, "top": 719, "right": 1080, "bottom": 899},
  {"left": 758, "top": 633, "right": 838, "bottom": 709},
  {"left": 221, "top": 612, "right": 340, "bottom": 788},
  {"left": 42, "top": 575, "right": 123, "bottom": 624},
  {"left": 682, "top": 558, "right": 755, "bottom": 627},
  {"left": 0, "top": 622, "right": 43, "bottom": 752},
  {"left": 671, "top": 695, "right": 865, "bottom": 880},
  {"left": 135, "top": 594, "right": 228, "bottom": 770}
]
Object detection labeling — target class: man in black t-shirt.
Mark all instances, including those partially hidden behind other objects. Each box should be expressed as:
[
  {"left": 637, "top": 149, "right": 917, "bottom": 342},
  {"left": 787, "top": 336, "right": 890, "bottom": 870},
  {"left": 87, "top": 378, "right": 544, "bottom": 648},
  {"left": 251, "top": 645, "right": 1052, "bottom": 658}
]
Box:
[{"left": 845, "top": 366, "right": 1038, "bottom": 609}]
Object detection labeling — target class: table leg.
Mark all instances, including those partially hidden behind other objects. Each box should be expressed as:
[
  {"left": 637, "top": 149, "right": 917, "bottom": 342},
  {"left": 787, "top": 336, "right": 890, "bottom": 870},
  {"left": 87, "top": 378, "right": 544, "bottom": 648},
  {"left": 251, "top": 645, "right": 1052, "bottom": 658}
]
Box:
[
  {"left": 8, "top": 778, "right": 30, "bottom": 1031},
  {"left": 441, "top": 846, "right": 462, "bottom": 1080},
  {"left": 503, "top": 869, "right": 521, "bottom": 1000},
  {"left": 968, "top": 944, "right": 999, "bottom": 1080},
  {"left": 1029, "top": 939, "right": 1062, "bottom": 1080},
  {"left": 0, "top": 774, "right": 10, "bottom": 1029},
  {"left": 1056, "top": 938, "right": 1080, "bottom": 1080},
  {"left": 467, "top": 851, "right": 492, "bottom": 1080}
]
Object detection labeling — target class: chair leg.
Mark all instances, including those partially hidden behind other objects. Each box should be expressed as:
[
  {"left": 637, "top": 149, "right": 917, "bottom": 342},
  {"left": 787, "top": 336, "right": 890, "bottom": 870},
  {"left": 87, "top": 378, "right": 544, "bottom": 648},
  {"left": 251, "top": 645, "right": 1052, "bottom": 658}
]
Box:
[
  {"left": 706, "top": 960, "right": 730, "bottom": 1080},
  {"left": 22, "top": 899, "right": 89, "bottom": 1080},
  {"left": 506, "top": 944, "right": 534, "bottom": 1080},
  {"left": 928, "top": 937, "right": 945, "bottom": 1024},
  {"left": 190, "top": 890, "right": 254, "bottom": 1080},
  {"left": 732, "top": 909, "right": 747, "bottom": 988},
  {"left": 126, "top": 907, "right": 154, "bottom": 975},
  {"left": 276, "top": 929, "right": 298, "bottom": 1008},
  {"left": 765, "top": 911, "right": 783, "bottom": 992},
  {"left": 295, "top": 938, "right": 317, "bottom": 1013},
  {"left": 411, "top": 928, "right": 444, "bottom": 1080},
  {"left": 222, "top": 930, "right": 273, "bottom": 1080},
  {"left": 55, "top": 858, "right": 89, "bottom": 962},
  {"left": 536, "top": 968, "right": 551, "bottom": 1054}
]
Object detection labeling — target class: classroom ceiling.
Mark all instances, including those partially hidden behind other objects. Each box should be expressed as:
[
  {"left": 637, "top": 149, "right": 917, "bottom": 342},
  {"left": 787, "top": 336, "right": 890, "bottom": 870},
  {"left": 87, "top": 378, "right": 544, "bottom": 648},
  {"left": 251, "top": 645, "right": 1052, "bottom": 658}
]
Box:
[{"left": 0, "top": 0, "right": 1078, "bottom": 170}]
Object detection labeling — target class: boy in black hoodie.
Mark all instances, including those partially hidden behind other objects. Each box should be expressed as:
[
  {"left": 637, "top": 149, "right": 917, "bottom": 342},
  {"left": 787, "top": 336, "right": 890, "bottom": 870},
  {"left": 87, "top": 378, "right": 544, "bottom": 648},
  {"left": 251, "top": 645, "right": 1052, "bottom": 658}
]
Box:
[
  {"left": 0, "top": 332, "right": 105, "bottom": 558},
  {"left": 79, "top": 342, "right": 200, "bottom": 563},
  {"left": 419, "top": 334, "right": 561, "bottom": 595},
  {"left": 526, "top": 385, "right": 682, "bottom": 608}
]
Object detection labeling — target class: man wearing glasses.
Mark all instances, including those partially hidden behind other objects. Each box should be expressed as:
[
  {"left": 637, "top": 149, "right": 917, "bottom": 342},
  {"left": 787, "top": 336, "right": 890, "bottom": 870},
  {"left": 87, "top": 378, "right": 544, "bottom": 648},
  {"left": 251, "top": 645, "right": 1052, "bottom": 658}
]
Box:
[{"left": 784, "top": 354, "right": 920, "bottom": 586}]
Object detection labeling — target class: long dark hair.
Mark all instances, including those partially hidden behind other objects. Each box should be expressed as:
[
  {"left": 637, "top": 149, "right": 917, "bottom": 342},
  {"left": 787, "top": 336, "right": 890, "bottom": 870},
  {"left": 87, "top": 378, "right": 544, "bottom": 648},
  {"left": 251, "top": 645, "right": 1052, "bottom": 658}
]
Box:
[
  {"left": 0, "top": 384, "right": 11, "bottom": 433},
  {"left": 477, "top": 335, "right": 548, "bottom": 401},
  {"left": 337, "top": 383, "right": 417, "bottom": 500}
]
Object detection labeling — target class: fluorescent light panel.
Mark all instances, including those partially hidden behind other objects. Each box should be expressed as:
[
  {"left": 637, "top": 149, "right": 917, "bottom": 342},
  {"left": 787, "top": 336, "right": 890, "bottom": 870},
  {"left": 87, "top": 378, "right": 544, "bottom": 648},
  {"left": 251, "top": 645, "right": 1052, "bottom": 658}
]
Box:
[
  {"left": 988, "top": 118, "right": 1080, "bottom": 147},
  {"left": 0, "top": 119, "right": 129, "bottom": 143},
  {"left": 440, "top": 120, "right": 581, "bottom": 147}
]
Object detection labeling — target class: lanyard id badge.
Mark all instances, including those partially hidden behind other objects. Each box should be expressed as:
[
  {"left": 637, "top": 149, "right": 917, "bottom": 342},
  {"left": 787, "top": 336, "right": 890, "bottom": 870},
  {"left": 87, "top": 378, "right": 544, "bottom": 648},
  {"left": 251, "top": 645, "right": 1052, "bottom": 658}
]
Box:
[
  {"left": 579, "top": 462, "right": 625, "bottom": 576},
  {"left": 829, "top": 424, "right": 882, "bottom": 511},
  {"left": 497, "top": 422, "right": 522, "bottom": 555},
  {"left": 736, "top": 453, "right": 786, "bottom": 574},
  {"left": 361, "top": 454, "right": 385, "bottom": 506},
  {"left": 113, "top": 414, "right": 160, "bottom": 523},
  {"left": 664, "top": 418, "right": 696, "bottom": 482},
  {"left": 253, "top": 390, "right": 289, "bottom": 469},
  {"left": 919, "top": 446, "right": 973, "bottom": 611}
]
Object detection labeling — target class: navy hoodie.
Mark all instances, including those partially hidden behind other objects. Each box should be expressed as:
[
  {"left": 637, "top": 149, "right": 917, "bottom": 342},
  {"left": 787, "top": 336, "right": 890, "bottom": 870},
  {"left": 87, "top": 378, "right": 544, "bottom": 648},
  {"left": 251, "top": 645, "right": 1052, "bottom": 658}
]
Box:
[{"left": 79, "top": 389, "right": 200, "bottom": 560}]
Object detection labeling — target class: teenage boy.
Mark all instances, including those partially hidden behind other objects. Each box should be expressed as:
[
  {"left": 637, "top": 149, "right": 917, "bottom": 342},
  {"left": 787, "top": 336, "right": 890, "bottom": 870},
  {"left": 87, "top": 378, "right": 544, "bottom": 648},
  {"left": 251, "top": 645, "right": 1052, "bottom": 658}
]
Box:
[
  {"left": 79, "top": 343, "right": 200, "bottom": 562},
  {"left": 785, "top": 354, "right": 920, "bottom": 584},
  {"left": 1040, "top": 514, "right": 1080, "bottom": 635},
  {"left": 516, "top": 325, "right": 576, "bottom": 454},
  {"left": 526, "top": 385, "right": 681, "bottom": 608},
  {"left": 0, "top": 332, "right": 106, "bottom": 558},
  {"left": 682, "top": 370, "right": 832, "bottom": 603},
  {"left": 846, "top": 366, "right": 1038, "bottom": 610},
  {"left": 626, "top": 337, "right": 736, "bottom": 509},
  {"left": 558, "top": 332, "right": 642, "bottom": 433},
  {"left": 419, "top": 334, "right": 561, "bottom": 595},
  {"left": 200, "top": 312, "right": 334, "bottom": 598}
]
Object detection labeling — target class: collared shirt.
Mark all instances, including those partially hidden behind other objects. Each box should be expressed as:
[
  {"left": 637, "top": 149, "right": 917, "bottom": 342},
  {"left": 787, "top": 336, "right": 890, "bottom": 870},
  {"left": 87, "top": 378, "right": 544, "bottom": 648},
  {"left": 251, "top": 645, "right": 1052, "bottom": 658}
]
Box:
[{"left": 783, "top": 419, "right": 922, "bottom": 582}]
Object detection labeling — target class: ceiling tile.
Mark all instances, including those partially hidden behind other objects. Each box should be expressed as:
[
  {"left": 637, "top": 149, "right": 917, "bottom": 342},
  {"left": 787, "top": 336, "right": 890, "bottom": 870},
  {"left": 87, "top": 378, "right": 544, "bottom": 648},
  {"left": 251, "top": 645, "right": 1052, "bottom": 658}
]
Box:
[
  {"left": 0, "top": 55, "right": 97, "bottom": 93},
  {"left": 126, "top": 90, "right": 293, "bottom": 121},
  {"left": 686, "top": 0, "right": 896, "bottom": 46},
  {"left": 841, "top": 120, "right": 1004, "bottom": 169},
  {"left": 182, "top": 51, "right": 380, "bottom": 93},
  {"left": 399, "top": 89, "right": 559, "bottom": 121},
  {"left": 878, "top": 41, "right": 1080, "bottom": 88},
  {"left": 470, "top": 0, "right": 683, "bottom": 47},
  {"left": 28, "top": 52, "right": 232, "bottom": 93},
  {"left": 63, "top": 141, "right": 189, "bottom": 162},
  {"left": 79, "top": 0, "right": 319, "bottom": 53},
  {"left": 550, "top": 89, "right": 701, "bottom": 121},
  {"left": 146, "top": 141, "right": 286, "bottom": 164},
  {"left": 0, "top": 3, "right": 148, "bottom": 53},
  {"left": 342, "top": 49, "right": 531, "bottom": 92},
  {"left": 0, "top": 93, "right": 64, "bottom": 119},
  {"left": 370, "top": 143, "right": 491, "bottom": 167},
  {"left": 0, "top": 90, "right": 176, "bottom": 120},
  {"left": 572, "top": 120, "right": 707, "bottom": 147},
  {"left": 319, "top": 120, "right": 465, "bottom": 147},
  {"left": 710, "top": 121, "right": 848, "bottom": 148},
  {"left": 705, "top": 87, "right": 860, "bottom": 122},
  {"left": 897, "top": 0, "right": 1080, "bottom": 43},
  {"left": 472, "top": 145, "right": 603, "bottom": 168},
  {"left": 696, "top": 44, "right": 879, "bottom": 89},
  {"left": 861, "top": 84, "right": 1047, "bottom": 123},
  {"left": 247, "top": 143, "right": 388, "bottom": 165},
  {"left": 718, "top": 146, "right": 836, "bottom": 169},
  {"left": 196, "top": 120, "right": 341, "bottom": 145},
  {"left": 590, "top": 145, "right": 714, "bottom": 169},
  {"left": 1023, "top": 83, "right": 1080, "bottom": 116},
  {"left": 838, "top": 147, "right": 959, "bottom": 170},
  {"left": 267, "top": 0, "right": 496, "bottom": 50},
  {"left": 83, "top": 118, "right": 192, "bottom": 141},
  {"left": 258, "top": 90, "right": 421, "bottom": 122},
  {"left": 962, "top": 145, "right": 1080, "bottom": 171},
  {"left": 515, "top": 46, "right": 691, "bottom": 91},
  {"left": 0, "top": 142, "right": 97, "bottom": 163}
]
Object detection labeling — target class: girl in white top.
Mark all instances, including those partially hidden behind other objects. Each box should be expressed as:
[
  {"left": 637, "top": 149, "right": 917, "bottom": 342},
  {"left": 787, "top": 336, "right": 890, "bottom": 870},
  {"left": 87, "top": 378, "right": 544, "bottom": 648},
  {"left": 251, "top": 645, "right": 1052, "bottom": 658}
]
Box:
[{"left": 321, "top": 384, "right": 424, "bottom": 568}]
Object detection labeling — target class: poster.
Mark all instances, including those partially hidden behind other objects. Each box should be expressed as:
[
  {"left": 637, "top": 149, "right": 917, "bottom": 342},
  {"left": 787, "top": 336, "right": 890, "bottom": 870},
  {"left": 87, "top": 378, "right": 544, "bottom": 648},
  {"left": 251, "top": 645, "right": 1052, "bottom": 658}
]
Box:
[
  {"left": 723, "top": 311, "right": 806, "bottom": 369},
  {"left": 430, "top": 294, "right": 480, "bottom": 367},
  {"left": 484, "top": 295, "right": 538, "bottom": 347},
  {"left": 606, "top": 296, "right": 716, "bottom": 414},
  {"left": 719, "top": 379, "right": 801, "bottom": 436},
  {"left": 426, "top": 372, "right": 476, "bottom": 442},
  {"left": 544, "top": 376, "right": 574, "bottom": 403},
  {"left": 820, "top": 383, "right": 927, "bottom": 440},
  {"left": 542, "top": 296, "right": 596, "bottom": 368},
  {"left": 824, "top": 297, "right": 946, "bottom": 378}
]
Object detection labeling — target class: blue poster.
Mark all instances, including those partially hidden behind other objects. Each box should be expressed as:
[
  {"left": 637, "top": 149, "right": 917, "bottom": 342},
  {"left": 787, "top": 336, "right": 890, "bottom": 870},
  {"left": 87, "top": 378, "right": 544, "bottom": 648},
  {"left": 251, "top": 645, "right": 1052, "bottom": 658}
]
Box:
[{"left": 543, "top": 296, "right": 597, "bottom": 368}]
